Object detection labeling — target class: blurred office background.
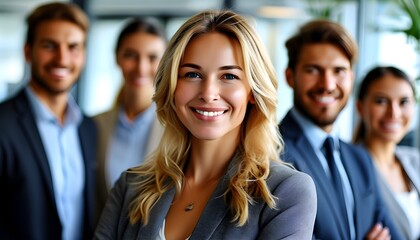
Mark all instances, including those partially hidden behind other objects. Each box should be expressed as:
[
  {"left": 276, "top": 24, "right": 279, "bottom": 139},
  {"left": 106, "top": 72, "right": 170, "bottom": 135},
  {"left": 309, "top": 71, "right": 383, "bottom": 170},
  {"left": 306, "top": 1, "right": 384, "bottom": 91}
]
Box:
[{"left": 0, "top": 0, "right": 418, "bottom": 146}]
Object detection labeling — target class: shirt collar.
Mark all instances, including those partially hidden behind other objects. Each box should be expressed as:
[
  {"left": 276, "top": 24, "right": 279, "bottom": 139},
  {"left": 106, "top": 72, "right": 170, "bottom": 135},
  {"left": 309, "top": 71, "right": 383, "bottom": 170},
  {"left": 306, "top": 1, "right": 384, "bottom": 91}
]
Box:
[
  {"left": 25, "top": 86, "right": 82, "bottom": 126},
  {"left": 291, "top": 107, "right": 340, "bottom": 151},
  {"left": 117, "top": 103, "right": 156, "bottom": 129}
]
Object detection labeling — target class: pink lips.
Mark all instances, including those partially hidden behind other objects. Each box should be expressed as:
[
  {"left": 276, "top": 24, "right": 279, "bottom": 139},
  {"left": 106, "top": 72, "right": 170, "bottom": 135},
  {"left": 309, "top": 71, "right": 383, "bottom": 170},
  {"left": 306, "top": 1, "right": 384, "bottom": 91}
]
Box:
[
  {"left": 192, "top": 107, "right": 227, "bottom": 121},
  {"left": 49, "top": 68, "right": 70, "bottom": 78},
  {"left": 380, "top": 121, "right": 402, "bottom": 132}
]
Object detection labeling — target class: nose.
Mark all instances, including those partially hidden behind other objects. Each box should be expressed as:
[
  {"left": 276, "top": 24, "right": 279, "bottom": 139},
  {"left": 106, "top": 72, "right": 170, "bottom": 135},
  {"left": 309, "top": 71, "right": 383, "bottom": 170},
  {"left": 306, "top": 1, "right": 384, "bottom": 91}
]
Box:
[
  {"left": 135, "top": 57, "right": 150, "bottom": 77},
  {"left": 55, "top": 46, "right": 70, "bottom": 65},
  {"left": 319, "top": 71, "right": 336, "bottom": 91},
  {"left": 199, "top": 77, "right": 220, "bottom": 103},
  {"left": 387, "top": 101, "right": 402, "bottom": 118}
]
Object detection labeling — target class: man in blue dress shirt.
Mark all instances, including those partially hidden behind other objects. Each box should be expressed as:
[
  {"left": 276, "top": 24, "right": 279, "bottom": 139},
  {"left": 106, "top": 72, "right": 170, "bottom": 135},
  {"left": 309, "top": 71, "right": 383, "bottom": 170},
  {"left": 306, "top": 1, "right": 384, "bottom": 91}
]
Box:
[
  {"left": 0, "top": 2, "right": 96, "bottom": 239},
  {"left": 278, "top": 19, "right": 403, "bottom": 240}
]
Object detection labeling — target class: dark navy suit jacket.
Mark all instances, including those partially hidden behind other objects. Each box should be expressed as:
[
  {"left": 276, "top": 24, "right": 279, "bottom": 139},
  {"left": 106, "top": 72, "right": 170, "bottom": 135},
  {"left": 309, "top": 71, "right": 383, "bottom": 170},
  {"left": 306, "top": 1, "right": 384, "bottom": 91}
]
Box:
[
  {"left": 0, "top": 90, "right": 97, "bottom": 240},
  {"left": 279, "top": 110, "right": 403, "bottom": 240}
]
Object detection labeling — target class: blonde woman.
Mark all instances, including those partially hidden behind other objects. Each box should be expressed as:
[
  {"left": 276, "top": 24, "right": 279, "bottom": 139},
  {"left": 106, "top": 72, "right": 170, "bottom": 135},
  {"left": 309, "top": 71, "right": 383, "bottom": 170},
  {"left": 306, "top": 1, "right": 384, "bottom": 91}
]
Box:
[
  {"left": 95, "top": 10, "right": 316, "bottom": 239},
  {"left": 354, "top": 66, "right": 420, "bottom": 240}
]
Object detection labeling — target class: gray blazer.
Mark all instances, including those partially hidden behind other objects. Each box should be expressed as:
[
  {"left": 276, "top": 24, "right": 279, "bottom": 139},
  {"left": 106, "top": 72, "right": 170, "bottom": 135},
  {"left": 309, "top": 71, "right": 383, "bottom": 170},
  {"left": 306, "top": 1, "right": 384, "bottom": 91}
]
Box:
[
  {"left": 94, "top": 156, "right": 317, "bottom": 239},
  {"left": 375, "top": 146, "right": 420, "bottom": 240},
  {"left": 94, "top": 106, "right": 164, "bottom": 223}
]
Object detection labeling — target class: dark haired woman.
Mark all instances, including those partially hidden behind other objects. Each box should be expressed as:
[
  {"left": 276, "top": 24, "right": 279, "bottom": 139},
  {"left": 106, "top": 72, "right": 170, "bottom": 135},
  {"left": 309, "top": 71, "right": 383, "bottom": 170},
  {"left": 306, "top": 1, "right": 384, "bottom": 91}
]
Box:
[
  {"left": 354, "top": 66, "right": 420, "bottom": 240},
  {"left": 94, "top": 18, "right": 166, "bottom": 220}
]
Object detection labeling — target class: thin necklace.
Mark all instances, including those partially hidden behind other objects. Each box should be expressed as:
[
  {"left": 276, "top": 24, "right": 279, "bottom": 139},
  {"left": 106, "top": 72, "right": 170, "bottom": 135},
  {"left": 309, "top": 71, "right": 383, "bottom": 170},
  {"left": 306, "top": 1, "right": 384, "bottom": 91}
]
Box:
[
  {"left": 184, "top": 178, "right": 194, "bottom": 212},
  {"left": 182, "top": 176, "right": 221, "bottom": 212}
]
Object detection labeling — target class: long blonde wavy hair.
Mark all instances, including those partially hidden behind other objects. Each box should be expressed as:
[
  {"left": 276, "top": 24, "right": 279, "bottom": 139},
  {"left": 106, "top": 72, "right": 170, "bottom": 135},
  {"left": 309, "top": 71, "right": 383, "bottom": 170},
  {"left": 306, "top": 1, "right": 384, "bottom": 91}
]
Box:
[{"left": 128, "top": 9, "right": 283, "bottom": 226}]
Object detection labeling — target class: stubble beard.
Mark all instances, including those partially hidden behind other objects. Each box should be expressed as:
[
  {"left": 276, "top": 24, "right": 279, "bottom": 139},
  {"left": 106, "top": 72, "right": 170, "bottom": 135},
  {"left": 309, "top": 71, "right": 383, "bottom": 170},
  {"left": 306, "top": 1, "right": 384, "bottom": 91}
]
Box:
[
  {"left": 31, "top": 66, "right": 77, "bottom": 96},
  {"left": 294, "top": 96, "right": 345, "bottom": 129}
]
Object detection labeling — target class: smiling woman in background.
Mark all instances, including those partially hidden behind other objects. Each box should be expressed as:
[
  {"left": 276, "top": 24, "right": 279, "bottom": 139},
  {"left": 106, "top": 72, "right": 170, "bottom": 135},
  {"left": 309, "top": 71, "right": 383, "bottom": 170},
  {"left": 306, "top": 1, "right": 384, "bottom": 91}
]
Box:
[
  {"left": 94, "top": 17, "right": 166, "bottom": 221},
  {"left": 353, "top": 66, "right": 420, "bottom": 240}
]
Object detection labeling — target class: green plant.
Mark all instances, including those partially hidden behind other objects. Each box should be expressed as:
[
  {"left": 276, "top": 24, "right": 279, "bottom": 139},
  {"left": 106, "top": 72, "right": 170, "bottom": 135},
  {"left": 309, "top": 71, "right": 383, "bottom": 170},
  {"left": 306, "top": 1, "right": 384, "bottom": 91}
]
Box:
[
  {"left": 305, "top": 0, "right": 347, "bottom": 19},
  {"left": 380, "top": 0, "right": 420, "bottom": 103},
  {"left": 394, "top": 0, "right": 420, "bottom": 52},
  {"left": 395, "top": 0, "right": 420, "bottom": 102}
]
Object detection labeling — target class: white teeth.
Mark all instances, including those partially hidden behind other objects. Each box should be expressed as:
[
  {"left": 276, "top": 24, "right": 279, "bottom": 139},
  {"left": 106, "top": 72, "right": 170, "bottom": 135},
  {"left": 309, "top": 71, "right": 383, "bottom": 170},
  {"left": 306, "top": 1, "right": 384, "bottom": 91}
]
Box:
[
  {"left": 382, "top": 123, "right": 401, "bottom": 131},
  {"left": 317, "top": 96, "right": 335, "bottom": 104},
  {"left": 50, "top": 68, "right": 69, "bottom": 77},
  {"left": 195, "top": 109, "right": 224, "bottom": 117}
]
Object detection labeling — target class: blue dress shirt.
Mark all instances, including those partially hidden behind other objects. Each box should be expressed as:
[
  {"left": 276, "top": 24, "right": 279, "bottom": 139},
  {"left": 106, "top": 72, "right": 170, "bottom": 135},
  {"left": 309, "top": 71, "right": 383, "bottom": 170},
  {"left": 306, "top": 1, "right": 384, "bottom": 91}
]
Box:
[
  {"left": 26, "top": 87, "right": 84, "bottom": 240},
  {"left": 106, "top": 104, "right": 156, "bottom": 189}
]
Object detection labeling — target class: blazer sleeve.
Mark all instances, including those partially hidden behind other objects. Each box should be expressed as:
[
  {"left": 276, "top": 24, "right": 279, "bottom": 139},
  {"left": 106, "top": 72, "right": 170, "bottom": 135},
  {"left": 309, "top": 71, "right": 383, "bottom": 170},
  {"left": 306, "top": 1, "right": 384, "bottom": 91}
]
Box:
[
  {"left": 94, "top": 172, "right": 129, "bottom": 240},
  {"left": 258, "top": 169, "right": 317, "bottom": 240},
  {"left": 0, "top": 142, "right": 13, "bottom": 239},
  {"left": 372, "top": 171, "right": 405, "bottom": 240}
]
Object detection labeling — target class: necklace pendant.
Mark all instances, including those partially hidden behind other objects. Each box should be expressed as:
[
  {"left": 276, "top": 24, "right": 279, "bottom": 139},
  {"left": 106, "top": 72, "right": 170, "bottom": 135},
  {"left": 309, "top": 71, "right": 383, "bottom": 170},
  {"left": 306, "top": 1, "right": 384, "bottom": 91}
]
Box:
[{"left": 185, "top": 203, "right": 194, "bottom": 212}]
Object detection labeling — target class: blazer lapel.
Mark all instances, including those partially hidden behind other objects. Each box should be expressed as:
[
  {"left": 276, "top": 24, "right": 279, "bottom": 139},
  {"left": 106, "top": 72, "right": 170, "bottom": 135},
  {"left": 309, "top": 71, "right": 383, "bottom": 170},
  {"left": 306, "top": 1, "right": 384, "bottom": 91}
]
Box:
[
  {"left": 376, "top": 172, "right": 411, "bottom": 239},
  {"left": 294, "top": 137, "right": 341, "bottom": 206},
  {"left": 281, "top": 113, "right": 335, "bottom": 201},
  {"left": 14, "top": 91, "right": 56, "bottom": 208},
  {"left": 339, "top": 143, "right": 366, "bottom": 238},
  {"left": 281, "top": 111, "right": 349, "bottom": 238},
  {"left": 398, "top": 150, "right": 420, "bottom": 195},
  {"left": 136, "top": 153, "right": 239, "bottom": 239},
  {"left": 137, "top": 186, "right": 176, "bottom": 239},
  {"left": 95, "top": 108, "right": 118, "bottom": 197},
  {"left": 96, "top": 107, "right": 118, "bottom": 171},
  {"left": 404, "top": 164, "right": 420, "bottom": 194},
  {"left": 190, "top": 175, "right": 230, "bottom": 240},
  {"left": 79, "top": 116, "right": 97, "bottom": 234},
  {"left": 294, "top": 135, "right": 349, "bottom": 237}
]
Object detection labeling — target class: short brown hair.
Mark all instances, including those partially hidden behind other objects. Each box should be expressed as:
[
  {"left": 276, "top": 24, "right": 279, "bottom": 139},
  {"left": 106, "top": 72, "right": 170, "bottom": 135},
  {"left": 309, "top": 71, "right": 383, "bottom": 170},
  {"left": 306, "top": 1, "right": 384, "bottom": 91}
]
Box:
[
  {"left": 25, "top": 2, "right": 89, "bottom": 46},
  {"left": 285, "top": 19, "right": 358, "bottom": 70}
]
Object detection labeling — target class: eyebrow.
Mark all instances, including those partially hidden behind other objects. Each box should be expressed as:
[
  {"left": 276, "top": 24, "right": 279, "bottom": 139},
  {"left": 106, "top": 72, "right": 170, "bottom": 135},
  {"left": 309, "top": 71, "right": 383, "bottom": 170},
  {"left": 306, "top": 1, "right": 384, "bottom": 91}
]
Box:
[
  {"left": 39, "top": 38, "right": 84, "bottom": 46},
  {"left": 302, "top": 63, "right": 349, "bottom": 69},
  {"left": 372, "top": 92, "right": 413, "bottom": 98},
  {"left": 179, "top": 63, "right": 201, "bottom": 69},
  {"left": 38, "top": 38, "right": 58, "bottom": 44},
  {"left": 179, "top": 63, "right": 243, "bottom": 71},
  {"left": 221, "top": 65, "right": 243, "bottom": 71}
]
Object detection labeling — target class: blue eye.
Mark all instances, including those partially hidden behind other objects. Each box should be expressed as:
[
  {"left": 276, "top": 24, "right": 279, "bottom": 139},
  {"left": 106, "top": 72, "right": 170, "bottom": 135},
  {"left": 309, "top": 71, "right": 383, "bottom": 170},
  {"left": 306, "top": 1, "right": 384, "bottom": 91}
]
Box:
[
  {"left": 223, "top": 74, "right": 238, "bottom": 80},
  {"left": 185, "top": 72, "right": 201, "bottom": 78}
]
